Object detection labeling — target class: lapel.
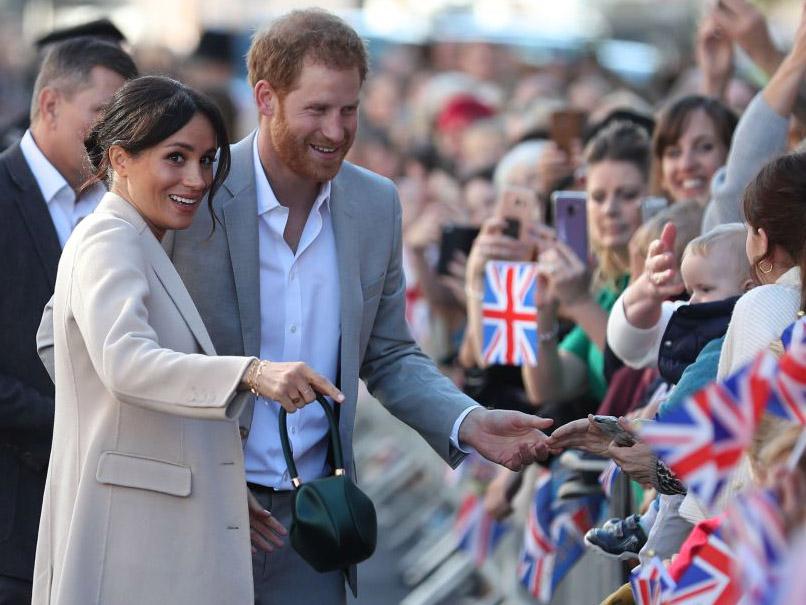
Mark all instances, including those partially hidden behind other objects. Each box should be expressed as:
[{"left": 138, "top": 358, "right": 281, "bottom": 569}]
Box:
[
  {"left": 101, "top": 193, "right": 217, "bottom": 356},
  {"left": 221, "top": 134, "right": 261, "bottom": 357},
  {"left": 330, "top": 172, "right": 362, "bottom": 459},
  {"left": 5, "top": 143, "right": 63, "bottom": 288}
]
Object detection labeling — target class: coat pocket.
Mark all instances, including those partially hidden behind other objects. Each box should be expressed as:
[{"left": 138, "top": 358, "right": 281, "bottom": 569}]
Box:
[{"left": 96, "top": 451, "right": 191, "bottom": 497}]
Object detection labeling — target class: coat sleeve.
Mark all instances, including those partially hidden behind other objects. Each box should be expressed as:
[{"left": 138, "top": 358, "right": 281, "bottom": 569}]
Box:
[
  {"left": 68, "top": 218, "right": 254, "bottom": 420},
  {"left": 358, "top": 186, "right": 475, "bottom": 467},
  {"left": 702, "top": 92, "right": 789, "bottom": 232},
  {"left": 606, "top": 294, "right": 677, "bottom": 369}
]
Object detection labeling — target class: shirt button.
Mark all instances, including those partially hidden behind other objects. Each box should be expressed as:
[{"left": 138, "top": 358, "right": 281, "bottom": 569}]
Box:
[{"left": 290, "top": 324, "right": 297, "bottom": 333}]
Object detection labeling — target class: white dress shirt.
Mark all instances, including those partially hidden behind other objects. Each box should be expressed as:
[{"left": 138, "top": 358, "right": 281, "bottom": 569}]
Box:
[
  {"left": 244, "top": 135, "right": 342, "bottom": 489},
  {"left": 244, "top": 136, "right": 476, "bottom": 489},
  {"left": 19, "top": 130, "right": 105, "bottom": 247}
]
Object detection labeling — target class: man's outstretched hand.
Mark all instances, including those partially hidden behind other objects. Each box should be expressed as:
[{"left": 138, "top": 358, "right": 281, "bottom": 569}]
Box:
[{"left": 458, "top": 408, "right": 554, "bottom": 471}]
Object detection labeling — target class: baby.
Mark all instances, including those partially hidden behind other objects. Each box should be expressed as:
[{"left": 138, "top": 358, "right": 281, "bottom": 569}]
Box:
[
  {"left": 608, "top": 222, "right": 754, "bottom": 374},
  {"left": 588, "top": 223, "right": 753, "bottom": 562}
]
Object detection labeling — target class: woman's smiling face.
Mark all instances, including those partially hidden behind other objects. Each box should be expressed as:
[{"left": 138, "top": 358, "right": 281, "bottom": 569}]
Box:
[
  {"left": 660, "top": 108, "right": 728, "bottom": 206},
  {"left": 111, "top": 112, "right": 217, "bottom": 239}
]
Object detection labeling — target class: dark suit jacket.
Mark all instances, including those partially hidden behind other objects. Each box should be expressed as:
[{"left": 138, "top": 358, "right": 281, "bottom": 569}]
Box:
[{"left": 0, "top": 142, "right": 59, "bottom": 581}]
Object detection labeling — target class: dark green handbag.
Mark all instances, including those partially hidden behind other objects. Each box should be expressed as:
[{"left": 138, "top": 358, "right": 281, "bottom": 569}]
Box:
[{"left": 279, "top": 395, "right": 377, "bottom": 572}]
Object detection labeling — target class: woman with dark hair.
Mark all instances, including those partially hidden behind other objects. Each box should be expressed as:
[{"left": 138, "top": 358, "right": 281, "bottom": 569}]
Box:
[
  {"left": 651, "top": 94, "right": 736, "bottom": 209},
  {"left": 32, "top": 76, "right": 341, "bottom": 605}
]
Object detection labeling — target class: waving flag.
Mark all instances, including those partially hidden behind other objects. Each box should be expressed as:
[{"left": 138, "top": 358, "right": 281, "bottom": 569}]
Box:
[
  {"left": 723, "top": 489, "right": 788, "bottom": 605},
  {"left": 518, "top": 471, "right": 604, "bottom": 603},
  {"left": 481, "top": 261, "right": 538, "bottom": 366},
  {"left": 630, "top": 558, "right": 675, "bottom": 605},
  {"left": 667, "top": 524, "right": 738, "bottom": 605},
  {"left": 518, "top": 473, "right": 555, "bottom": 602},
  {"left": 639, "top": 351, "right": 777, "bottom": 509},
  {"left": 453, "top": 493, "right": 509, "bottom": 567}
]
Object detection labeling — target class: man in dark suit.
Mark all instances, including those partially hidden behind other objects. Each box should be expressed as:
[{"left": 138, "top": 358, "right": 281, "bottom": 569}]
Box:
[{"left": 0, "top": 38, "right": 136, "bottom": 603}]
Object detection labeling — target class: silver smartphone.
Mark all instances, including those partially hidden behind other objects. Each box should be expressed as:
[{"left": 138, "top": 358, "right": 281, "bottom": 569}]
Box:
[{"left": 591, "top": 415, "right": 636, "bottom": 446}]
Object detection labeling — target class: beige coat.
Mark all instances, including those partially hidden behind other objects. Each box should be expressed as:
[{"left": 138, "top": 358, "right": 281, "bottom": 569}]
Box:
[{"left": 31, "top": 193, "right": 255, "bottom": 605}]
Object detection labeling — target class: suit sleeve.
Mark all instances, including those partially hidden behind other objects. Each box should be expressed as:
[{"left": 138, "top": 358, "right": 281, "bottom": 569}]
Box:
[
  {"left": 68, "top": 219, "right": 254, "bottom": 420},
  {"left": 359, "top": 186, "right": 475, "bottom": 467}
]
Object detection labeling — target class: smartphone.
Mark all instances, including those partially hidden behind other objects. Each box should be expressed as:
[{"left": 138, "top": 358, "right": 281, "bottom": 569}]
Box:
[
  {"left": 591, "top": 415, "right": 636, "bottom": 447},
  {"left": 549, "top": 109, "right": 586, "bottom": 155},
  {"left": 494, "top": 186, "right": 539, "bottom": 242},
  {"left": 551, "top": 190, "right": 588, "bottom": 263},
  {"left": 436, "top": 224, "right": 480, "bottom": 275},
  {"left": 641, "top": 196, "right": 668, "bottom": 223}
]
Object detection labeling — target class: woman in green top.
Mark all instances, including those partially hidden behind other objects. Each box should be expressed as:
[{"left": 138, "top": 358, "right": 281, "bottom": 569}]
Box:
[{"left": 523, "top": 121, "right": 649, "bottom": 407}]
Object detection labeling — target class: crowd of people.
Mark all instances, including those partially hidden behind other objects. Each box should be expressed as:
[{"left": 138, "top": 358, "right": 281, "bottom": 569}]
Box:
[{"left": 0, "top": 1, "right": 804, "bottom": 604}]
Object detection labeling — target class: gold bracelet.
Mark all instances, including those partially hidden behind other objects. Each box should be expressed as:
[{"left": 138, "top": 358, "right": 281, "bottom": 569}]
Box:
[{"left": 248, "top": 360, "right": 267, "bottom": 396}]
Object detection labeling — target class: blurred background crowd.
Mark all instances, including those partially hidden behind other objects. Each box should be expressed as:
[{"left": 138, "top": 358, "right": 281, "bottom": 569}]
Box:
[{"left": 2, "top": 1, "right": 806, "bottom": 604}]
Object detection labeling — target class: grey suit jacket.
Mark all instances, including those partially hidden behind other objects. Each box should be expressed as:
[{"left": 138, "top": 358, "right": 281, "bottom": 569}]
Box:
[{"left": 169, "top": 132, "right": 473, "bottom": 474}]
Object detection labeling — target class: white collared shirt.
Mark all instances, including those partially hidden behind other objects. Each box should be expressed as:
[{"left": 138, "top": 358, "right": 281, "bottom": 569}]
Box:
[
  {"left": 244, "top": 135, "right": 476, "bottom": 489},
  {"left": 19, "top": 130, "right": 105, "bottom": 247},
  {"left": 243, "top": 134, "right": 342, "bottom": 489}
]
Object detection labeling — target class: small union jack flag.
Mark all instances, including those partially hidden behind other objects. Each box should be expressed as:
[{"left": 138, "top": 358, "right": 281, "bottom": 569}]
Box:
[
  {"left": 639, "top": 351, "right": 777, "bottom": 510},
  {"left": 517, "top": 470, "right": 604, "bottom": 603},
  {"left": 481, "top": 261, "right": 538, "bottom": 366},
  {"left": 454, "top": 493, "right": 509, "bottom": 567},
  {"left": 724, "top": 488, "right": 788, "bottom": 605},
  {"left": 518, "top": 473, "right": 555, "bottom": 602},
  {"left": 630, "top": 557, "right": 675, "bottom": 605},
  {"left": 667, "top": 525, "right": 739, "bottom": 605}
]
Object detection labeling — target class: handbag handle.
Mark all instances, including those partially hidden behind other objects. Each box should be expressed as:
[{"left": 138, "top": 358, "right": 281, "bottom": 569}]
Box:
[{"left": 279, "top": 394, "right": 345, "bottom": 489}]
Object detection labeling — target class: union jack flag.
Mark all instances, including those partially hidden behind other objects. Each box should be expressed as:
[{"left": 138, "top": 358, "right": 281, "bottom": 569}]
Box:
[
  {"left": 763, "top": 318, "right": 806, "bottom": 424},
  {"left": 667, "top": 526, "right": 739, "bottom": 605},
  {"left": 518, "top": 473, "right": 555, "bottom": 602},
  {"left": 639, "top": 351, "right": 777, "bottom": 509},
  {"left": 481, "top": 261, "right": 538, "bottom": 366},
  {"left": 517, "top": 471, "right": 604, "bottom": 603},
  {"left": 723, "top": 489, "right": 788, "bottom": 605},
  {"left": 630, "top": 557, "right": 675, "bottom": 605},
  {"left": 454, "top": 493, "right": 509, "bottom": 567}
]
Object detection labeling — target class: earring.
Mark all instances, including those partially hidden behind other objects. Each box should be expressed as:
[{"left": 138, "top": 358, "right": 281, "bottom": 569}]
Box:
[{"left": 757, "top": 258, "right": 774, "bottom": 274}]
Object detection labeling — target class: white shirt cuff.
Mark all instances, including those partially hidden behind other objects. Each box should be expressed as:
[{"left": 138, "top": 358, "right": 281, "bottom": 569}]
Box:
[{"left": 450, "top": 405, "right": 482, "bottom": 454}]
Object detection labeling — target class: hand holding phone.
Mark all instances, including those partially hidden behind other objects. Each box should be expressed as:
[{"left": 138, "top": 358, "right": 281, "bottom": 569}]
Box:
[
  {"left": 437, "top": 224, "right": 480, "bottom": 275},
  {"left": 591, "top": 415, "right": 637, "bottom": 447},
  {"left": 494, "top": 186, "right": 539, "bottom": 248},
  {"left": 550, "top": 109, "right": 586, "bottom": 156}
]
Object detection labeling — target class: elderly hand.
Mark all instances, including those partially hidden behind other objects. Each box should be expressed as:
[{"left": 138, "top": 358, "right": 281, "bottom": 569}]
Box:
[
  {"left": 607, "top": 426, "right": 657, "bottom": 488},
  {"left": 459, "top": 408, "right": 553, "bottom": 471},
  {"left": 547, "top": 415, "right": 611, "bottom": 457}
]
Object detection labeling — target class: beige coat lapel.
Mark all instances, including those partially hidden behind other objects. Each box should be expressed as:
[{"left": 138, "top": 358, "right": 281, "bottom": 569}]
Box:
[{"left": 100, "top": 193, "right": 217, "bottom": 356}]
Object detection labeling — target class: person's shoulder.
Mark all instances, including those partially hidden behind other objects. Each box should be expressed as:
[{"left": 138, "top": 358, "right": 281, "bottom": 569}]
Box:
[
  {"left": 0, "top": 142, "right": 25, "bottom": 191},
  {"left": 734, "top": 281, "right": 800, "bottom": 314},
  {"left": 335, "top": 161, "right": 396, "bottom": 195},
  {"left": 70, "top": 208, "right": 141, "bottom": 255}
]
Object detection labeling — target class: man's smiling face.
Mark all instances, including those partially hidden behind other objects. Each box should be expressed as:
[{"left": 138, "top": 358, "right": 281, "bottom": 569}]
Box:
[{"left": 269, "top": 60, "right": 361, "bottom": 182}]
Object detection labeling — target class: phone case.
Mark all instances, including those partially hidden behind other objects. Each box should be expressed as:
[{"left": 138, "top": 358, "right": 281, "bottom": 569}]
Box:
[{"left": 552, "top": 191, "right": 588, "bottom": 263}]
